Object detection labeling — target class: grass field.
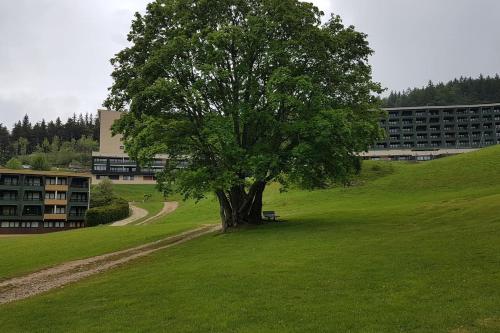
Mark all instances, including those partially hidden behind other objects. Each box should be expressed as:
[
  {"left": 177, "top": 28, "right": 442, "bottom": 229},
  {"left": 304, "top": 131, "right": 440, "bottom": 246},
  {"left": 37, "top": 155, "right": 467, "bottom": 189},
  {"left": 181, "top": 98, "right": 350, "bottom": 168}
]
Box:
[
  {"left": 1, "top": 146, "right": 500, "bottom": 332},
  {"left": 113, "top": 184, "right": 169, "bottom": 223},
  {"left": 0, "top": 186, "right": 218, "bottom": 280}
]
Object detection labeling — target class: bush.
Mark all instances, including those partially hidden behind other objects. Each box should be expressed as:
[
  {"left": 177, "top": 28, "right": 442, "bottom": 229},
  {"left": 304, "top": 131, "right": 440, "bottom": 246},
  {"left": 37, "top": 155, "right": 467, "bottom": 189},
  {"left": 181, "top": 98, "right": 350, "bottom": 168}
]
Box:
[
  {"left": 5, "top": 158, "right": 22, "bottom": 169},
  {"left": 85, "top": 198, "right": 130, "bottom": 227},
  {"left": 30, "top": 154, "right": 50, "bottom": 171},
  {"left": 90, "top": 179, "right": 115, "bottom": 208}
]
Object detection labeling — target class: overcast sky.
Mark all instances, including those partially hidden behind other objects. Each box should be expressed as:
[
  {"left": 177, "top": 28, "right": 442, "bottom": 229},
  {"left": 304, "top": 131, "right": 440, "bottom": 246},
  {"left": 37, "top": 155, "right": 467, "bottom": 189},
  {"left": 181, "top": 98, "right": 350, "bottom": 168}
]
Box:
[{"left": 1, "top": 0, "right": 499, "bottom": 128}]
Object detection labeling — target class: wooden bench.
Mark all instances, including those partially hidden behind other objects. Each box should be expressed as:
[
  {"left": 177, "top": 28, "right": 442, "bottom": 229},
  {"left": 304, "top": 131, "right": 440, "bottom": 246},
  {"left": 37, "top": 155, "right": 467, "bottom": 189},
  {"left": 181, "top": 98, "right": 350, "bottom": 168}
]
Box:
[{"left": 263, "top": 211, "right": 279, "bottom": 222}]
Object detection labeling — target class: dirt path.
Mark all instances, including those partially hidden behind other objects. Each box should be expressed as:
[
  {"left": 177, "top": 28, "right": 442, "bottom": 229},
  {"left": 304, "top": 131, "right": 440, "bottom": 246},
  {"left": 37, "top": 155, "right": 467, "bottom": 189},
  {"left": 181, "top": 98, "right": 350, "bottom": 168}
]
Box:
[
  {"left": 136, "top": 201, "right": 179, "bottom": 225},
  {"left": 110, "top": 204, "right": 148, "bottom": 226},
  {"left": 0, "top": 224, "right": 220, "bottom": 305}
]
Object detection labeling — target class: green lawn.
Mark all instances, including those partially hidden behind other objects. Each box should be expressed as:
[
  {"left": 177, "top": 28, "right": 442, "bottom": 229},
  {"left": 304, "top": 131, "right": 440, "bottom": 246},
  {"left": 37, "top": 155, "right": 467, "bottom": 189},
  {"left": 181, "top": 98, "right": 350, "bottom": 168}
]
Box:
[
  {"left": 2, "top": 146, "right": 500, "bottom": 332},
  {"left": 113, "top": 184, "right": 168, "bottom": 222},
  {"left": 0, "top": 191, "right": 218, "bottom": 281}
]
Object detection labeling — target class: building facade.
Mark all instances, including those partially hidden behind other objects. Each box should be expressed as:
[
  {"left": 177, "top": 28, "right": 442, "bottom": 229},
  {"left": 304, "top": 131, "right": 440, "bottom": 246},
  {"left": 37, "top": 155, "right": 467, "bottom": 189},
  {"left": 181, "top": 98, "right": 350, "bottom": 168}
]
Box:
[
  {"left": 362, "top": 103, "right": 500, "bottom": 160},
  {"left": 0, "top": 169, "right": 90, "bottom": 234},
  {"left": 91, "top": 110, "right": 167, "bottom": 184}
]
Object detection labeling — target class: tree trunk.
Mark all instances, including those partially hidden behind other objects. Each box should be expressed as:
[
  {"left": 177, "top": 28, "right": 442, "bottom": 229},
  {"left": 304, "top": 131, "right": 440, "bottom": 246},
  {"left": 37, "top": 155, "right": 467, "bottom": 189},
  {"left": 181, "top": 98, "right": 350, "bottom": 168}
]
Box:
[{"left": 215, "top": 180, "right": 266, "bottom": 231}]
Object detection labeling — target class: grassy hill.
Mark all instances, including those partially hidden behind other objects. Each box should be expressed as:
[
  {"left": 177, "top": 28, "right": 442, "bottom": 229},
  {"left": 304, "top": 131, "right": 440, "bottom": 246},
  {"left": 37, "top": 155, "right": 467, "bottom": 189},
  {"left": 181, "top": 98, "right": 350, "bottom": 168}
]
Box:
[{"left": 1, "top": 146, "right": 500, "bottom": 332}]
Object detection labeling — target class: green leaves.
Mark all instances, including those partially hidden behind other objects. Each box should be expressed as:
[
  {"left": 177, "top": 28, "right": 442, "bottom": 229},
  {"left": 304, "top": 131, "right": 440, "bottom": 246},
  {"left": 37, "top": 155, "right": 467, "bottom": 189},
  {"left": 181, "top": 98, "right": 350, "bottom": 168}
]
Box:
[{"left": 106, "top": 0, "right": 382, "bottom": 200}]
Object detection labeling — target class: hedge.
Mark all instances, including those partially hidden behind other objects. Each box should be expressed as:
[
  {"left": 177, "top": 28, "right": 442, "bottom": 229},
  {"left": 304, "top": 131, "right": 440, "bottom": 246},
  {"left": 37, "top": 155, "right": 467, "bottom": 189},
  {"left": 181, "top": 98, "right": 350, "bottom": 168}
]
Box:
[{"left": 85, "top": 198, "right": 130, "bottom": 227}]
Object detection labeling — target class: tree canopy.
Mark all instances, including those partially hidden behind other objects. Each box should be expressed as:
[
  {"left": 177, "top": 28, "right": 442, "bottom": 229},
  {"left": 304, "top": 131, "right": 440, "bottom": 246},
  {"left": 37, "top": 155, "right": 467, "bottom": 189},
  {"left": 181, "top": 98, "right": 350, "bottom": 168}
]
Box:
[
  {"left": 383, "top": 75, "right": 500, "bottom": 107},
  {"left": 106, "top": 0, "right": 383, "bottom": 230},
  {"left": 0, "top": 114, "right": 99, "bottom": 169}
]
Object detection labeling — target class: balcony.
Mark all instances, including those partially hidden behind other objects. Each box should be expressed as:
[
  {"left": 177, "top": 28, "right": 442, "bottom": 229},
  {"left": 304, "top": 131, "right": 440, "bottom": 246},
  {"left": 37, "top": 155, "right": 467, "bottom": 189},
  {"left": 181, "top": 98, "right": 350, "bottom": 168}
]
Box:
[
  {"left": 43, "top": 213, "right": 66, "bottom": 221},
  {"left": 0, "top": 213, "right": 19, "bottom": 219},
  {"left": 0, "top": 196, "right": 18, "bottom": 205},
  {"left": 68, "top": 213, "right": 86, "bottom": 221},
  {"left": 21, "top": 213, "right": 43, "bottom": 221},
  {"left": 44, "top": 199, "right": 67, "bottom": 206},
  {"left": 45, "top": 184, "right": 69, "bottom": 192},
  {"left": 0, "top": 183, "right": 20, "bottom": 190}
]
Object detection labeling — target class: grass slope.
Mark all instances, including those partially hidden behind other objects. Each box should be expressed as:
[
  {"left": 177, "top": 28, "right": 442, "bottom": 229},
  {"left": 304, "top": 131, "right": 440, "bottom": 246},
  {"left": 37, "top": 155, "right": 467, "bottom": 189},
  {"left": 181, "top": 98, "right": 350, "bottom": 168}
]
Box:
[
  {"left": 113, "top": 184, "right": 167, "bottom": 223},
  {"left": 2, "top": 146, "right": 500, "bottom": 332},
  {"left": 0, "top": 188, "right": 218, "bottom": 280}
]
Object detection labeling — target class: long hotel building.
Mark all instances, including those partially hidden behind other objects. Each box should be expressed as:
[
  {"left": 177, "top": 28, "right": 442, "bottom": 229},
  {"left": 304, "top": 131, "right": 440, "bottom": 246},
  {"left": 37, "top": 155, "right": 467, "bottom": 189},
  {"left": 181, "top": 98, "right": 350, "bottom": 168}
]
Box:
[
  {"left": 362, "top": 103, "right": 500, "bottom": 160},
  {"left": 0, "top": 169, "right": 90, "bottom": 234},
  {"left": 92, "top": 110, "right": 167, "bottom": 184}
]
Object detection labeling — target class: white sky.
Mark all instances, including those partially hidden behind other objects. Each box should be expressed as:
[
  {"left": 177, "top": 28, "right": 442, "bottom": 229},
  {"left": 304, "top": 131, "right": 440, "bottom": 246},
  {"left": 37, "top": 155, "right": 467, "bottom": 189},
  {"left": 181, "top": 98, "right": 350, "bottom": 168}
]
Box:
[{"left": 1, "top": 0, "right": 499, "bottom": 128}]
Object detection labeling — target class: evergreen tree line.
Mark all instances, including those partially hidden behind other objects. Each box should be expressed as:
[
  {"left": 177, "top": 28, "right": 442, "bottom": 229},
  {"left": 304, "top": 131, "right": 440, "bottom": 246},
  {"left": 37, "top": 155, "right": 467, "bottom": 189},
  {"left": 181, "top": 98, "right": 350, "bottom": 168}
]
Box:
[
  {"left": 383, "top": 74, "right": 500, "bottom": 107},
  {"left": 0, "top": 113, "right": 100, "bottom": 168}
]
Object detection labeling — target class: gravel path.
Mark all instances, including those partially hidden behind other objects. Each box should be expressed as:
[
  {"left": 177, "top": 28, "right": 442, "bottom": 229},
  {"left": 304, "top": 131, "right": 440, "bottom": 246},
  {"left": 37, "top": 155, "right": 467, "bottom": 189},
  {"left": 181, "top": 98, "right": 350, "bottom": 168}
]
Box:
[
  {"left": 110, "top": 204, "right": 148, "bottom": 226},
  {"left": 137, "top": 201, "right": 179, "bottom": 225},
  {"left": 0, "top": 224, "right": 220, "bottom": 305}
]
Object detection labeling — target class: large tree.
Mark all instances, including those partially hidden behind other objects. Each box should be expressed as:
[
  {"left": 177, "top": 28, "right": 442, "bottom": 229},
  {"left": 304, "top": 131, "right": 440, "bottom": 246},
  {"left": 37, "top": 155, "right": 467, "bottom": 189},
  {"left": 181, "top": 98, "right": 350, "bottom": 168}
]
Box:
[{"left": 105, "top": 0, "right": 383, "bottom": 231}]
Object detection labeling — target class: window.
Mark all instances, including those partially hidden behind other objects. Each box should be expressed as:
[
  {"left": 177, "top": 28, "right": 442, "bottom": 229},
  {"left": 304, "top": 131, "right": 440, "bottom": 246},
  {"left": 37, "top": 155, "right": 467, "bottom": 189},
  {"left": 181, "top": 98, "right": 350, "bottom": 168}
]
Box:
[
  {"left": 109, "top": 175, "right": 119, "bottom": 180},
  {"left": 57, "top": 178, "right": 67, "bottom": 185},
  {"left": 70, "top": 207, "right": 87, "bottom": 216},
  {"left": 2, "top": 176, "right": 19, "bottom": 186},
  {"left": 94, "top": 165, "right": 107, "bottom": 171},
  {"left": 46, "top": 177, "right": 57, "bottom": 185},
  {"left": 45, "top": 192, "right": 56, "bottom": 199},
  {"left": 44, "top": 222, "right": 54, "bottom": 228},
  {"left": 55, "top": 206, "right": 66, "bottom": 214},
  {"left": 123, "top": 176, "right": 135, "bottom": 181},
  {"left": 71, "top": 194, "right": 87, "bottom": 202},
  {"left": 1, "top": 206, "right": 17, "bottom": 216},
  {"left": 0, "top": 191, "right": 17, "bottom": 200},
  {"left": 1, "top": 222, "right": 20, "bottom": 228},
  {"left": 23, "top": 206, "right": 41, "bottom": 216},
  {"left": 94, "top": 158, "right": 108, "bottom": 164},
  {"left": 24, "top": 192, "right": 41, "bottom": 201},
  {"left": 25, "top": 177, "right": 42, "bottom": 186},
  {"left": 120, "top": 145, "right": 125, "bottom": 150},
  {"left": 57, "top": 192, "right": 67, "bottom": 200},
  {"left": 110, "top": 166, "right": 126, "bottom": 172}
]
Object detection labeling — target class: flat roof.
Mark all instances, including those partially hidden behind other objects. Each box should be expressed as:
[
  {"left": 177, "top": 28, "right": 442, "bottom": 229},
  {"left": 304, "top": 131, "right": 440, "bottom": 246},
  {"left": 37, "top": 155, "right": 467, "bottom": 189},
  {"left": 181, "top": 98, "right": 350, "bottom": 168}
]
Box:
[
  {"left": 0, "top": 168, "right": 91, "bottom": 178},
  {"left": 383, "top": 102, "right": 500, "bottom": 111},
  {"left": 92, "top": 151, "right": 169, "bottom": 159}
]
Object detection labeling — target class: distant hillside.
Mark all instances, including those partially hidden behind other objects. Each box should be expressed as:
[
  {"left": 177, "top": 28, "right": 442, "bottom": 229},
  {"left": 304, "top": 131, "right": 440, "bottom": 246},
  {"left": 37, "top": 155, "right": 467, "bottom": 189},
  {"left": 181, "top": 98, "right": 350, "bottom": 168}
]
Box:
[
  {"left": 0, "top": 113, "right": 99, "bottom": 167},
  {"left": 383, "top": 74, "right": 500, "bottom": 107}
]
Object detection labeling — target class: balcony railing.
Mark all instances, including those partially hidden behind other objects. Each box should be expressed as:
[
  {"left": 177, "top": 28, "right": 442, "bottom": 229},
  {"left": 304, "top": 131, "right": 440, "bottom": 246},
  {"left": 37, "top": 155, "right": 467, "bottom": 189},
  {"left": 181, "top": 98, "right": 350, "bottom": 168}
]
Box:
[{"left": 69, "top": 213, "right": 86, "bottom": 217}]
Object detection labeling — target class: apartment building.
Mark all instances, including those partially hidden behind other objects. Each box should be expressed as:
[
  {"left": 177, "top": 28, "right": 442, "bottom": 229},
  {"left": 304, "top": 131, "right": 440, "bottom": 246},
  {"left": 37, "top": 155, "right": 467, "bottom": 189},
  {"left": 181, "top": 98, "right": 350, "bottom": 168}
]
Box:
[
  {"left": 0, "top": 169, "right": 90, "bottom": 234},
  {"left": 91, "top": 110, "right": 167, "bottom": 184},
  {"left": 362, "top": 103, "right": 500, "bottom": 160}
]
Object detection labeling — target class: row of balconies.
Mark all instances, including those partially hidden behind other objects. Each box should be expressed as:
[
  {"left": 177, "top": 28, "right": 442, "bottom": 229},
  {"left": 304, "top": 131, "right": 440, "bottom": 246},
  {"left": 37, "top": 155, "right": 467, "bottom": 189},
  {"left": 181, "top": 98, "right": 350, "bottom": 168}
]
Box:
[
  {"left": 389, "top": 108, "right": 500, "bottom": 118},
  {"left": 388, "top": 133, "right": 494, "bottom": 140},
  {"left": 384, "top": 118, "right": 500, "bottom": 125},
  {"left": 0, "top": 207, "right": 87, "bottom": 220}
]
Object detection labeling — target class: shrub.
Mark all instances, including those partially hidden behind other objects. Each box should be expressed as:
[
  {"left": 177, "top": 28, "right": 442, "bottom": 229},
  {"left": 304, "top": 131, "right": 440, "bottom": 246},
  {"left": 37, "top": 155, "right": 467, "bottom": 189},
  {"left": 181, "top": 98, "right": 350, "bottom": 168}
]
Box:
[
  {"left": 5, "top": 158, "right": 22, "bottom": 169},
  {"left": 30, "top": 154, "right": 50, "bottom": 171},
  {"left": 85, "top": 198, "right": 130, "bottom": 227},
  {"left": 90, "top": 179, "right": 115, "bottom": 208}
]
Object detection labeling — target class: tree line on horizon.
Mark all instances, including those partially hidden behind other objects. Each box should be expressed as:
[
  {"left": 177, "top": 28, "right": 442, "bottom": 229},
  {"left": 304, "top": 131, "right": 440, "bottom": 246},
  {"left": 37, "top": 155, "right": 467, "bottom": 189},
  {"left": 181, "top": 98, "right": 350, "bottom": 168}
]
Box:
[
  {"left": 383, "top": 74, "right": 500, "bottom": 107},
  {"left": 0, "top": 113, "right": 100, "bottom": 168}
]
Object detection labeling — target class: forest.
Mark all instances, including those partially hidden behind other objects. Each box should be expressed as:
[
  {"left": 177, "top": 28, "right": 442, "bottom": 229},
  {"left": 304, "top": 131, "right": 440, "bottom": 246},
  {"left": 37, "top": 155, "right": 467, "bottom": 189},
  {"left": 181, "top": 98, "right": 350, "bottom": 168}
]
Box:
[
  {"left": 383, "top": 74, "right": 500, "bottom": 107},
  {"left": 0, "top": 113, "right": 99, "bottom": 169}
]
